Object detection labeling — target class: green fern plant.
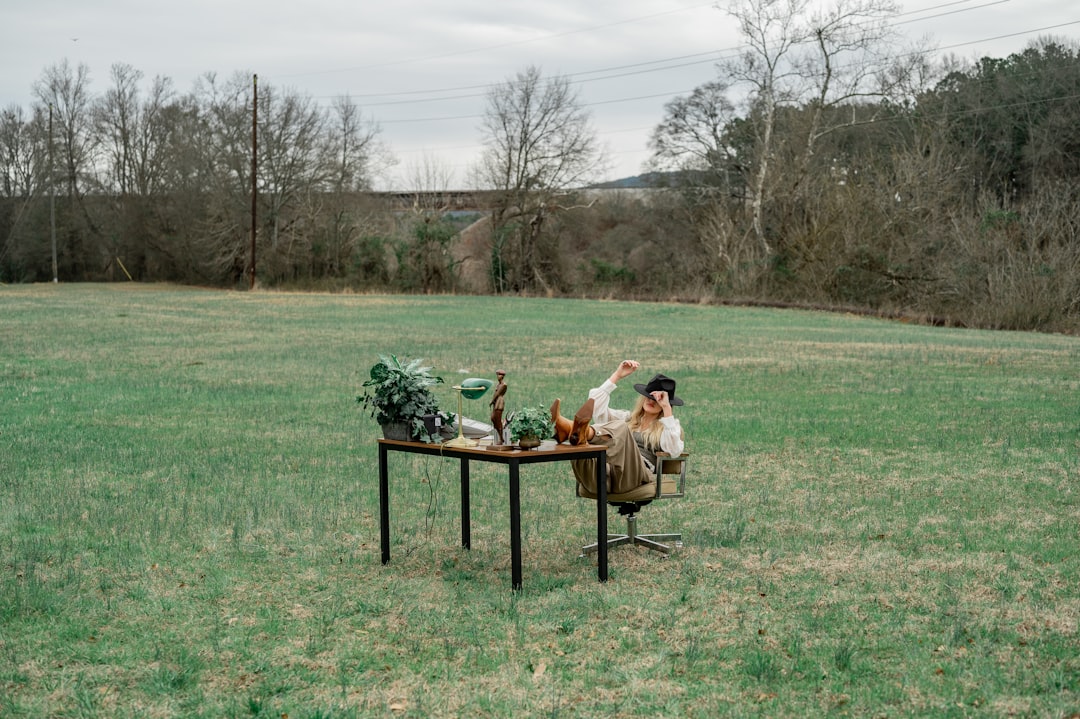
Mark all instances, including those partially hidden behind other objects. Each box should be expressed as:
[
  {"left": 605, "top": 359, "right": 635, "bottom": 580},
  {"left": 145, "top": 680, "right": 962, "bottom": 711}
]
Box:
[
  {"left": 507, "top": 404, "right": 554, "bottom": 443},
  {"left": 357, "top": 354, "right": 448, "bottom": 439}
]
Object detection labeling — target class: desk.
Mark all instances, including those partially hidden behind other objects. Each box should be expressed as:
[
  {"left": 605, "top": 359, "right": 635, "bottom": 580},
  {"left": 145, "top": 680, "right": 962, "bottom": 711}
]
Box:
[{"left": 377, "top": 439, "right": 608, "bottom": 590}]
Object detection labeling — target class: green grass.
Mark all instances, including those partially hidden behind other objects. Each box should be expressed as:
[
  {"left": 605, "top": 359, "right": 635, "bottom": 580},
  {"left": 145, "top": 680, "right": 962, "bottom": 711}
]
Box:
[{"left": 1, "top": 283, "right": 1078, "bottom": 717}]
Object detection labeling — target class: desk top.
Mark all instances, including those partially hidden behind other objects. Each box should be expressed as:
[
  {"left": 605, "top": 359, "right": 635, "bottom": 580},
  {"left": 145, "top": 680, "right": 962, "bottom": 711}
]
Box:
[{"left": 377, "top": 438, "right": 606, "bottom": 463}]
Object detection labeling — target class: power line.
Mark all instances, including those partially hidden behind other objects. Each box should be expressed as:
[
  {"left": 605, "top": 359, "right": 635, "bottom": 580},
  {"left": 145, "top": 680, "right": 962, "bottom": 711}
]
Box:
[
  {"left": 274, "top": 1, "right": 718, "bottom": 80},
  {"left": 286, "top": 0, "right": 1023, "bottom": 106},
  {"left": 270, "top": 1, "right": 1075, "bottom": 181},
  {"left": 935, "top": 19, "right": 1080, "bottom": 54},
  {"left": 334, "top": 51, "right": 727, "bottom": 106},
  {"left": 831, "top": 91, "right": 1080, "bottom": 136},
  {"left": 378, "top": 87, "right": 700, "bottom": 125},
  {"left": 894, "top": 0, "right": 1012, "bottom": 27},
  {"left": 353, "top": 58, "right": 723, "bottom": 109},
  {"left": 292, "top": 2, "right": 1069, "bottom": 123},
  {"left": 354, "top": 18, "right": 1078, "bottom": 128}
]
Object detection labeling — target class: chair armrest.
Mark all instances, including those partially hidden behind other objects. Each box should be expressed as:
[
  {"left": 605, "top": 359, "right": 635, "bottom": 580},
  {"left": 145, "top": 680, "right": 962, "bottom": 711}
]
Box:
[{"left": 653, "top": 452, "right": 689, "bottom": 498}]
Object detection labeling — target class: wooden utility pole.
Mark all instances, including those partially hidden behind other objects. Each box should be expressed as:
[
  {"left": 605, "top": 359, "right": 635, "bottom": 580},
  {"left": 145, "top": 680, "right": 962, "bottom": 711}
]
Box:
[
  {"left": 49, "top": 103, "right": 57, "bottom": 283},
  {"left": 249, "top": 74, "right": 258, "bottom": 290}
]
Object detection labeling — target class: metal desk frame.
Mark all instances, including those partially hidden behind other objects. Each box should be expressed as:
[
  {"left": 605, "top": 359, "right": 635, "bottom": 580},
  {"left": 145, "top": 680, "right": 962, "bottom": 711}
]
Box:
[{"left": 377, "top": 439, "right": 608, "bottom": 590}]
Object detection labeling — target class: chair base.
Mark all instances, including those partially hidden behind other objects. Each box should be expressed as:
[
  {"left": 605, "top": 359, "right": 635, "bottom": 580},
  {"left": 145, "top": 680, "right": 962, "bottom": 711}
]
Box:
[{"left": 581, "top": 514, "right": 682, "bottom": 556}]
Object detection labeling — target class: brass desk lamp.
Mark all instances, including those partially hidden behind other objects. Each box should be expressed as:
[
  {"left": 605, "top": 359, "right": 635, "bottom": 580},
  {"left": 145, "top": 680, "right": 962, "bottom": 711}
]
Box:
[{"left": 444, "top": 378, "right": 493, "bottom": 448}]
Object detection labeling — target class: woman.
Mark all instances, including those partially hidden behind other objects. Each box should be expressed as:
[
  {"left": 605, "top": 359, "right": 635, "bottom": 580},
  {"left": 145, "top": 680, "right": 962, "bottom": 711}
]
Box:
[{"left": 551, "top": 360, "right": 685, "bottom": 499}]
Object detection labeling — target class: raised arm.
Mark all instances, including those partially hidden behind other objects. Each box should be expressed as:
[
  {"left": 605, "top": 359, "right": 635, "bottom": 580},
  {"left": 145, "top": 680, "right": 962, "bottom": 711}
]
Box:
[
  {"left": 607, "top": 359, "right": 639, "bottom": 385},
  {"left": 589, "top": 360, "right": 639, "bottom": 423}
]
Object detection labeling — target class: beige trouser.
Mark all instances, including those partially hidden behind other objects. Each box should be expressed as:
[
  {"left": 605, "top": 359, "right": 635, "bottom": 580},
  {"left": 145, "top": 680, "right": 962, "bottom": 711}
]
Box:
[{"left": 571, "top": 420, "right": 654, "bottom": 499}]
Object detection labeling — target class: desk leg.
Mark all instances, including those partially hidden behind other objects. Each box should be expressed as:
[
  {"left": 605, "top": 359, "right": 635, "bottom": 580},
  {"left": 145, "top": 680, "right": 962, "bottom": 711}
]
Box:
[
  {"left": 378, "top": 443, "right": 390, "bottom": 565},
  {"left": 509, "top": 459, "right": 522, "bottom": 591},
  {"left": 597, "top": 451, "right": 608, "bottom": 583},
  {"left": 460, "top": 458, "right": 471, "bottom": 550}
]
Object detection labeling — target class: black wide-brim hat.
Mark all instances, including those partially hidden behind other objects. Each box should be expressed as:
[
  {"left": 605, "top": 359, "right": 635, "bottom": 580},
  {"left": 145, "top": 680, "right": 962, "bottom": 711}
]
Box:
[{"left": 633, "top": 373, "right": 684, "bottom": 406}]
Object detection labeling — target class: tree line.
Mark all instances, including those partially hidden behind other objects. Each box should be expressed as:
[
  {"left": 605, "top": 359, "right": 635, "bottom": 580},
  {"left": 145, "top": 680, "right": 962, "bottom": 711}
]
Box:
[
  {"left": 2, "top": 0, "right": 1078, "bottom": 333},
  {"left": 1, "top": 63, "right": 390, "bottom": 286}
]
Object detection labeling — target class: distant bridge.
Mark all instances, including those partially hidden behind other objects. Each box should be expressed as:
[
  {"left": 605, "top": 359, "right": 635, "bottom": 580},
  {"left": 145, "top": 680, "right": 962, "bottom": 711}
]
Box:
[
  {"left": 371, "top": 187, "right": 660, "bottom": 212},
  {"left": 370, "top": 190, "right": 501, "bottom": 212}
]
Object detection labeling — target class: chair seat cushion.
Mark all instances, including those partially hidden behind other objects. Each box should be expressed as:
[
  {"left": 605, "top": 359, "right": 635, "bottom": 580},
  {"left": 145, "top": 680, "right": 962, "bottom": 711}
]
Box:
[{"left": 578, "top": 477, "right": 679, "bottom": 503}]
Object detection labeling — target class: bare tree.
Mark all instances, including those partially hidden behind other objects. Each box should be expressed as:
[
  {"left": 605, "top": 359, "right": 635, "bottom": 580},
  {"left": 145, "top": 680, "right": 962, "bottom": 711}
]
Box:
[
  {"left": 95, "top": 64, "right": 177, "bottom": 198},
  {"left": 95, "top": 63, "right": 140, "bottom": 196},
  {"left": 34, "top": 60, "right": 96, "bottom": 201},
  {"left": 0, "top": 105, "right": 47, "bottom": 199},
  {"left": 0, "top": 104, "right": 49, "bottom": 280},
  {"left": 323, "top": 94, "right": 390, "bottom": 193},
  {"left": 91, "top": 64, "right": 181, "bottom": 278},
  {"left": 258, "top": 84, "right": 325, "bottom": 260},
  {"left": 719, "top": 0, "right": 909, "bottom": 256},
  {"left": 187, "top": 72, "right": 255, "bottom": 283},
  {"left": 649, "top": 80, "right": 738, "bottom": 178},
  {"left": 477, "top": 65, "right": 602, "bottom": 292},
  {"left": 395, "top": 152, "right": 462, "bottom": 292},
  {"left": 648, "top": 79, "right": 748, "bottom": 282},
  {"left": 33, "top": 59, "right": 98, "bottom": 277},
  {"left": 312, "top": 95, "right": 389, "bottom": 280},
  {"left": 720, "top": 0, "right": 805, "bottom": 255},
  {"left": 404, "top": 151, "right": 455, "bottom": 212}
]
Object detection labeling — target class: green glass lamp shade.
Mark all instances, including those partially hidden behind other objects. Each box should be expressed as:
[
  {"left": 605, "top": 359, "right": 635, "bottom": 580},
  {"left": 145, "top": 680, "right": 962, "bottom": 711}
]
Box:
[{"left": 458, "top": 377, "right": 493, "bottom": 400}]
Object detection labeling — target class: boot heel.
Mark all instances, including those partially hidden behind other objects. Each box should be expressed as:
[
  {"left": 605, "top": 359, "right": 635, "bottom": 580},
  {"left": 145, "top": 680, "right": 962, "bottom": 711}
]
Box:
[
  {"left": 550, "top": 399, "right": 572, "bottom": 443},
  {"left": 570, "top": 398, "right": 594, "bottom": 445}
]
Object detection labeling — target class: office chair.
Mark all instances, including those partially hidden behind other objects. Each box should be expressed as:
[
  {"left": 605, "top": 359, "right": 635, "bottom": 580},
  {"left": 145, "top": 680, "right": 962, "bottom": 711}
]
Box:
[{"left": 578, "top": 452, "right": 688, "bottom": 555}]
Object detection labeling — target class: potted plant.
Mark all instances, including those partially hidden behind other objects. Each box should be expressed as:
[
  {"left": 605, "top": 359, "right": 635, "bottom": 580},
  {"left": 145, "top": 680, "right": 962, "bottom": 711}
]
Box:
[
  {"left": 506, "top": 404, "right": 554, "bottom": 449},
  {"left": 358, "top": 354, "right": 448, "bottom": 442}
]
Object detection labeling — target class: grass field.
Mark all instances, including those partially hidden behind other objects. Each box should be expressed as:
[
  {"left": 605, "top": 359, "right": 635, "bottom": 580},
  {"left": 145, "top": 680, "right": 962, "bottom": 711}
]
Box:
[{"left": 1, "top": 283, "right": 1078, "bottom": 718}]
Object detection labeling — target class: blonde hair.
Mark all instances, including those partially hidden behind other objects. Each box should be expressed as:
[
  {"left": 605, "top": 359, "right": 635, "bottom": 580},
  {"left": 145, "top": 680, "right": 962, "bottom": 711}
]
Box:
[{"left": 627, "top": 394, "right": 668, "bottom": 449}]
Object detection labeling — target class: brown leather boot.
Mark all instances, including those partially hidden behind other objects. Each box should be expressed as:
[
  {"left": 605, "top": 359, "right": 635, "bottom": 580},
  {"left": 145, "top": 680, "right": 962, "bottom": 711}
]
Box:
[
  {"left": 569, "top": 398, "right": 595, "bottom": 445},
  {"left": 550, "top": 399, "right": 573, "bottom": 443},
  {"left": 571, "top": 425, "right": 596, "bottom": 445}
]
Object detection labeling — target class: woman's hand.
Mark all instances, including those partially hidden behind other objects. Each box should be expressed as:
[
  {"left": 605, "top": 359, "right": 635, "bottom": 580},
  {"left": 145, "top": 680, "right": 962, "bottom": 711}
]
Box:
[
  {"left": 651, "top": 390, "right": 673, "bottom": 416},
  {"left": 610, "top": 359, "right": 639, "bottom": 384}
]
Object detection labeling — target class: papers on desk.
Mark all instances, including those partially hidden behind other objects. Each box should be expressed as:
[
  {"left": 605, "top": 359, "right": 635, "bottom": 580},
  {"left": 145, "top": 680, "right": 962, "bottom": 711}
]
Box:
[{"left": 440, "top": 416, "right": 493, "bottom": 439}]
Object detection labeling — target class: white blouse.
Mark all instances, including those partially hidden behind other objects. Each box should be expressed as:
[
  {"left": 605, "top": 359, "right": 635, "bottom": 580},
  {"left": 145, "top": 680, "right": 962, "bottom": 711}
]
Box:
[{"left": 587, "top": 380, "right": 685, "bottom": 456}]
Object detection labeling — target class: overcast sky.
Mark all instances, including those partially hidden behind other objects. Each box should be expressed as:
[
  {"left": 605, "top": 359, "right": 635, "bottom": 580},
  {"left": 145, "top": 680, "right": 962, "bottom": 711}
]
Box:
[{"left": 3, "top": 0, "right": 1078, "bottom": 189}]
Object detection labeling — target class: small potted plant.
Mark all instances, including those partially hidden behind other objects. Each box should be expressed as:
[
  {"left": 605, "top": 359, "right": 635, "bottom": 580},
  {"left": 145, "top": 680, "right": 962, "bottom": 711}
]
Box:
[
  {"left": 506, "top": 404, "right": 554, "bottom": 449},
  {"left": 358, "top": 354, "right": 448, "bottom": 442}
]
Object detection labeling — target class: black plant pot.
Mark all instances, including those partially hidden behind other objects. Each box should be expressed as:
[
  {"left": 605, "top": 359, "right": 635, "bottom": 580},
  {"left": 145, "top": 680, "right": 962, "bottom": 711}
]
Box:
[{"left": 380, "top": 421, "right": 413, "bottom": 441}]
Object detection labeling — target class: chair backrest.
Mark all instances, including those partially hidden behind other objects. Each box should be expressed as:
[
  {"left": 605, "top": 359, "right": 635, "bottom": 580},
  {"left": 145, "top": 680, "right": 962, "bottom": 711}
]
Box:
[{"left": 654, "top": 452, "right": 688, "bottom": 500}]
